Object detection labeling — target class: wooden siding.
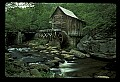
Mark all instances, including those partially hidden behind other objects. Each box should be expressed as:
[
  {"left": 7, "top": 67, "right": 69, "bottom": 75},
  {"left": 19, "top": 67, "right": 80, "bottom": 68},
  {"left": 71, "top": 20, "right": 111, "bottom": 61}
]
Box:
[
  {"left": 51, "top": 8, "right": 67, "bottom": 32},
  {"left": 51, "top": 7, "right": 83, "bottom": 37}
]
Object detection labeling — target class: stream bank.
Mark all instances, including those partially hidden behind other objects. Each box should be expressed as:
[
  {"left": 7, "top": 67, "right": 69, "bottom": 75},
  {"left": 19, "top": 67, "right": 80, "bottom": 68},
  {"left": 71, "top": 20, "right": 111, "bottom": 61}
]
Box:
[{"left": 5, "top": 40, "right": 116, "bottom": 78}]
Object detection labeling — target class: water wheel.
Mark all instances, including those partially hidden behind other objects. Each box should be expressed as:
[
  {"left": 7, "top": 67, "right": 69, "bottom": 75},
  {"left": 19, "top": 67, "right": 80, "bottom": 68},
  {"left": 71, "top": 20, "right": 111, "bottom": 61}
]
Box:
[
  {"left": 57, "top": 32, "right": 63, "bottom": 43},
  {"left": 57, "top": 31, "right": 69, "bottom": 49}
]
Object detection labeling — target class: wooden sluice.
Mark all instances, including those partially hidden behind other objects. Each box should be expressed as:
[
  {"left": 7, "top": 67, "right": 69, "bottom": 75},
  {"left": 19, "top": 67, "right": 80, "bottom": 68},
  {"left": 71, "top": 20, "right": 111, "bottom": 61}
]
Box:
[{"left": 35, "top": 29, "right": 62, "bottom": 41}]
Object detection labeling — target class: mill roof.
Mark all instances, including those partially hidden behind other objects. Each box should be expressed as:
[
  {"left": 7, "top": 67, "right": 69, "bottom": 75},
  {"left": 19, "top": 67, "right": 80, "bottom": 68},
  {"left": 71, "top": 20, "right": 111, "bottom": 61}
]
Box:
[
  {"left": 58, "top": 6, "right": 79, "bottom": 19},
  {"left": 50, "top": 6, "right": 86, "bottom": 24}
]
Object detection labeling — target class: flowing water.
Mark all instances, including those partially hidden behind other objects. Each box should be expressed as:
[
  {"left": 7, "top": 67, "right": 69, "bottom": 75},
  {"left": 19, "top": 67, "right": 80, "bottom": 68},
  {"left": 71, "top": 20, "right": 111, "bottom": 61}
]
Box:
[{"left": 7, "top": 47, "right": 115, "bottom": 78}]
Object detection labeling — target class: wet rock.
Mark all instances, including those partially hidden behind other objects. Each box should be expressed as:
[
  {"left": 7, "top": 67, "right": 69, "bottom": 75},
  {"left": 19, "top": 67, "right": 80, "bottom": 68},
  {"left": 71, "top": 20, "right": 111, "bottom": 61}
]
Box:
[
  {"left": 54, "top": 57, "right": 61, "bottom": 61},
  {"left": 61, "top": 54, "right": 75, "bottom": 61},
  {"left": 10, "top": 51, "right": 23, "bottom": 59},
  {"left": 77, "top": 32, "right": 116, "bottom": 59},
  {"left": 50, "top": 50, "right": 59, "bottom": 54},
  {"left": 30, "top": 69, "right": 42, "bottom": 77},
  {"left": 90, "top": 53, "right": 116, "bottom": 60},
  {"left": 48, "top": 40, "right": 61, "bottom": 49},
  {"left": 46, "top": 60, "right": 60, "bottom": 68},
  {"left": 45, "top": 62, "right": 55, "bottom": 68},
  {"left": 38, "top": 45, "right": 46, "bottom": 49},
  {"left": 94, "top": 75, "right": 110, "bottom": 78},
  {"left": 52, "top": 47, "right": 58, "bottom": 49},
  {"left": 20, "top": 56, "right": 43, "bottom": 65},
  {"left": 34, "top": 45, "right": 46, "bottom": 50},
  {"left": 46, "top": 46, "right": 52, "bottom": 50},
  {"left": 61, "top": 50, "right": 68, "bottom": 54},
  {"left": 19, "top": 72, "right": 31, "bottom": 77},
  {"left": 5, "top": 53, "right": 12, "bottom": 61},
  {"left": 77, "top": 35, "right": 92, "bottom": 52},
  {"left": 42, "top": 50, "right": 48, "bottom": 53},
  {"left": 58, "top": 59, "right": 65, "bottom": 63},
  {"left": 50, "top": 68, "right": 61, "bottom": 74},
  {"left": 45, "top": 52, "right": 49, "bottom": 54},
  {"left": 56, "top": 53, "right": 60, "bottom": 55},
  {"left": 13, "top": 60, "right": 25, "bottom": 67},
  {"left": 29, "top": 64, "right": 50, "bottom": 72},
  {"left": 70, "top": 49, "right": 89, "bottom": 58}
]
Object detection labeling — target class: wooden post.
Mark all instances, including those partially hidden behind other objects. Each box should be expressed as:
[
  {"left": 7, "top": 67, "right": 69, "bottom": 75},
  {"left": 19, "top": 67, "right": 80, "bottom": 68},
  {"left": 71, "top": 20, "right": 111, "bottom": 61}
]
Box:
[{"left": 17, "top": 32, "right": 22, "bottom": 44}]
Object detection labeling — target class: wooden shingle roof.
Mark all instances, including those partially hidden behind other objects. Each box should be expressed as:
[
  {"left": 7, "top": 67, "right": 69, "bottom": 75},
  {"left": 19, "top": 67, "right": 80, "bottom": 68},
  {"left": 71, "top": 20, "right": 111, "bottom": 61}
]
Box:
[
  {"left": 50, "top": 6, "right": 86, "bottom": 25},
  {"left": 58, "top": 6, "right": 79, "bottom": 19}
]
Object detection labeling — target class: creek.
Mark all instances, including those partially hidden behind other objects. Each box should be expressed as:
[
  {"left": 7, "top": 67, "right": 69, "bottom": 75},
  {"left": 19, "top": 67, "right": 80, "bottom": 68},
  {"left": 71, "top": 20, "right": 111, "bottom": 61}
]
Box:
[{"left": 6, "top": 46, "right": 115, "bottom": 78}]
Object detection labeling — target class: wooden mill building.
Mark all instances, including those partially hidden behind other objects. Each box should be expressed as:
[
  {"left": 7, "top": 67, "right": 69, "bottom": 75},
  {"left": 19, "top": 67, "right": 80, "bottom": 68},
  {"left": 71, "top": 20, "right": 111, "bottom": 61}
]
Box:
[{"left": 49, "top": 6, "right": 86, "bottom": 47}]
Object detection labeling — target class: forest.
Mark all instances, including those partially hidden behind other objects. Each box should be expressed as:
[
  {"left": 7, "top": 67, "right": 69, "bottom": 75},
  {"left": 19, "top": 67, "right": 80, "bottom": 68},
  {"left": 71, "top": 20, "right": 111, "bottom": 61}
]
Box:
[
  {"left": 5, "top": 2, "right": 116, "bottom": 78},
  {"left": 5, "top": 2, "right": 116, "bottom": 33}
]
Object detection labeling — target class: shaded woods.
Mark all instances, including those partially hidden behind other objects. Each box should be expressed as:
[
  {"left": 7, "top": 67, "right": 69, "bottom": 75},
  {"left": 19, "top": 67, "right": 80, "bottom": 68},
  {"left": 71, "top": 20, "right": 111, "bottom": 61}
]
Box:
[
  {"left": 5, "top": 3, "right": 116, "bottom": 78},
  {"left": 5, "top": 3, "right": 116, "bottom": 34}
]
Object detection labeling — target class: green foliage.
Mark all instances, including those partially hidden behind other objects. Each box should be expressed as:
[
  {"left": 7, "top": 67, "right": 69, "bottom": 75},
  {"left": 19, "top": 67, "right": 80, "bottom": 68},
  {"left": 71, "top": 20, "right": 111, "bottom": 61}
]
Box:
[
  {"left": 29, "top": 39, "right": 48, "bottom": 45},
  {"left": 5, "top": 3, "right": 116, "bottom": 35}
]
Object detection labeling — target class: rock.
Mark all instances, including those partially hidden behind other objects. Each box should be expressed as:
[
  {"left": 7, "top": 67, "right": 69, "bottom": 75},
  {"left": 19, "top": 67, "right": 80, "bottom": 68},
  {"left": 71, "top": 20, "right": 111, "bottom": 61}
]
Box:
[
  {"left": 30, "top": 69, "right": 42, "bottom": 77},
  {"left": 46, "top": 44, "right": 49, "bottom": 47},
  {"left": 51, "top": 49, "right": 57, "bottom": 51},
  {"left": 77, "top": 33, "right": 116, "bottom": 59},
  {"left": 70, "top": 49, "right": 88, "bottom": 58},
  {"left": 45, "top": 62, "right": 55, "bottom": 68},
  {"left": 50, "top": 50, "right": 59, "bottom": 54},
  {"left": 42, "top": 50, "right": 47, "bottom": 53},
  {"left": 46, "top": 46, "right": 52, "bottom": 50},
  {"left": 77, "top": 42, "right": 85, "bottom": 51},
  {"left": 51, "top": 47, "right": 58, "bottom": 49},
  {"left": 61, "top": 50, "right": 68, "bottom": 54},
  {"left": 61, "top": 54, "right": 75, "bottom": 60},
  {"left": 45, "top": 52, "right": 49, "bottom": 54},
  {"left": 77, "top": 35, "right": 92, "bottom": 52},
  {"left": 29, "top": 64, "right": 50, "bottom": 72},
  {"left": 20, "top": 56, "right": 43, "bottom": 65},
  {"left": 90, "top": 53, "right": 116, "bottom": 60},
  {"left": 46, "top": 60, "right": 60, "bottom": 67},
  {"left": 10, "top": 51, "right": 23, "bottom": 59},
  {"left": 48, "top": 40, "right": 61, "bottom": 49},
  {"left": 56, "top": 53, "right": 60, "bottom": 55},
  {"left": 54, "top": 57, "right": 61, "bottom": 61},
  {"left": 19, "top": 72, "right": 31, "bottom": 77},
  {"left": 94, "top": 75, "right": 110, "bottom": 78},
  {"left": 37, "top": 45, "right": 46, "bottom": 50},
  {"left": 106, "top": 39, "right": 116, "bottom": 53}
]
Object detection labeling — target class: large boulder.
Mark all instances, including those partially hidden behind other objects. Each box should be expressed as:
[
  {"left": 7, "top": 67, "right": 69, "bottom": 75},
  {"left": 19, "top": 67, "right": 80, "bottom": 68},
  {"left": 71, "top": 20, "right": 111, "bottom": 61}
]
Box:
[
  {"left": 77, "top": 33, "right": 116, "bottom": 60},
  {"left": 77, "top": 35, "right": 92, "bottom": 52},
  {"left": 89, "top": 39, "right": 116, "bottom": 60}
]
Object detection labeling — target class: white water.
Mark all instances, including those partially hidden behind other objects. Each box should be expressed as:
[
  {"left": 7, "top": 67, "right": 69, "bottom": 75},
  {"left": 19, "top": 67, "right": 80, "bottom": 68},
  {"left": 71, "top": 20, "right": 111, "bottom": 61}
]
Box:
[
  {"left": 59, "top": 60, "right": 76, "bottom": 68},
  {"left": 50, "top": 60, "right": 79, "bottom": 77},
  {"left": 8, "top": 47, "right": 31, "bottom": 52}
]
